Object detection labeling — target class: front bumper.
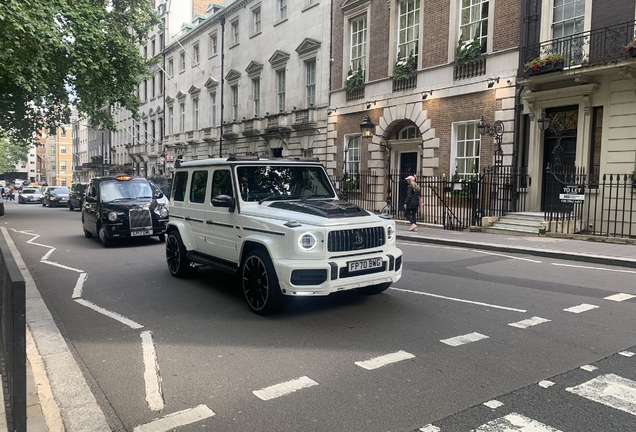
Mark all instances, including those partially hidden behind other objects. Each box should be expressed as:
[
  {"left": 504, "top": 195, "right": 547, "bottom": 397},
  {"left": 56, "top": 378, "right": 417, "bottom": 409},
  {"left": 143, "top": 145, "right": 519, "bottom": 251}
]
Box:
[
  {"left": 274, "top": 246, "right": 403, "bottom": 296},
  {"left": 103, "top": 219, "right": 168, "bottom": 239}
]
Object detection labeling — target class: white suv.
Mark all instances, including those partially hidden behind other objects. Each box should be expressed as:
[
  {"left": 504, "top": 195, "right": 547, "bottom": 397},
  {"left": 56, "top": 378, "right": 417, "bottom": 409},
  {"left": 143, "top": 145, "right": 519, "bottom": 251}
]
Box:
[{"left": 165, "top": 156, "right": 402, "bottom": 315}]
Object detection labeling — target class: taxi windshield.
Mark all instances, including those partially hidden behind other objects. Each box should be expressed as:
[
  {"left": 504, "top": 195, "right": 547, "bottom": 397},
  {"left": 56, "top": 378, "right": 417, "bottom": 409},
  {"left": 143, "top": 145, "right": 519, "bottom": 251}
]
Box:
[{"left": 99, "top": 179, "right": 153, "bottom": 203}]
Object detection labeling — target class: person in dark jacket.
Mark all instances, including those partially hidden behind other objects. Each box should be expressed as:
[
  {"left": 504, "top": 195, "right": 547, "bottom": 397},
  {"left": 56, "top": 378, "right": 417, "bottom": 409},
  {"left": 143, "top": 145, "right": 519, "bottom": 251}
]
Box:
[{"left": 403, "top": 175, "right": 420, "bottom": 231}]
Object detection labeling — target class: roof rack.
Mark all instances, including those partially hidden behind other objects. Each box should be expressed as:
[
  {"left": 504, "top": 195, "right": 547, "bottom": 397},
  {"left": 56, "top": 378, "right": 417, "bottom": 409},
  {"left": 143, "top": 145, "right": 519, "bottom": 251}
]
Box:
[{"left": 226, "top": 155, "right": 260, "bottom": 161}]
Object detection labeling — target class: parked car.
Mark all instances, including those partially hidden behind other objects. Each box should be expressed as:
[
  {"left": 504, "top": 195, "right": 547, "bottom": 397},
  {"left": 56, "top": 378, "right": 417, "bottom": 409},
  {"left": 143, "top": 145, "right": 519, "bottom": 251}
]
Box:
[
  {"left": 68, "top": 182, "right": 87, "bottom": 211},
  {"left": 82, "top": 175, "right": 169, "bottom": 247},
  {"left": 41, "top": 186, "right": 70, "bottom": 207},
  {"left": 18, "top": 187, "right": 42, "bottom": 204},
  {"left": 0, "top": 194, "right": 4, "bottom": 216}
]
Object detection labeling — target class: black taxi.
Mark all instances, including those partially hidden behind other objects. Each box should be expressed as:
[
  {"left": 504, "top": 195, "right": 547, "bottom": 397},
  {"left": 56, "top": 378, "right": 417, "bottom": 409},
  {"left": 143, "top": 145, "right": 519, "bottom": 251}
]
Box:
[{"left": 82, "top": 175, "right": 169, "bottom": 247}]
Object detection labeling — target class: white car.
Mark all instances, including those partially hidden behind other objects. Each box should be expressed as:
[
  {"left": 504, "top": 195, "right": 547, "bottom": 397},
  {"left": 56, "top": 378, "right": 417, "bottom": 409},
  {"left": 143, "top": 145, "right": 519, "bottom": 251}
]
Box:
[
  {"left": 165, "top": 156, "right": 403, "bottom": 315},
  {"left": 18, "top": 187, "right": 42, "bottom": 204}
]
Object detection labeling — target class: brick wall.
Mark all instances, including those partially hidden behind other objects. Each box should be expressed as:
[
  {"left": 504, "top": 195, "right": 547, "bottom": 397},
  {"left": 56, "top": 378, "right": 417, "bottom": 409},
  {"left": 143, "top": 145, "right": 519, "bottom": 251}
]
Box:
[
  {"left": 422, "top": 1, "right": 451, "bottom": 69},
  {"left": 493, "top": 0, "right": 521, "bottom": 53},
  {"left": 331, "top": 1, "right": 344, "bottom": 91},
  {"left": 592, "top": 0, "right": 635, "bottom": 30},
  {"left": 368, "top": 2, "right": 391, "bottom": 82}
]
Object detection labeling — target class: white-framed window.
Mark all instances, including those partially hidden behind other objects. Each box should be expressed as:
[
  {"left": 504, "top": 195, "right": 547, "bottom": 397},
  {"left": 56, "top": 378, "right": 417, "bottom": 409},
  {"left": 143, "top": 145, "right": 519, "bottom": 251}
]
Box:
[
  {"left": 252, "top": 78, "right": 260, "bottom": 117},
  {"left": 179, "top": 52, "right": 186, "bottom": 72},
  {"left": 61, "top": 161, "right": 67, "bottom": 170},
  {"left": 193, "top": 98, "right": 199, "bottom": 130},
  {"left": 278, "top": 0, "right": 287, "bottom": 20},
  {"left": 210, "top": 92, "right": 217, "bottom": 127},
  {"left": 277, "top": 69, "right": 286, "bottom": 112},
  {"left": 231, "top": 85, "right": 239, "bottom": 120},
  {"left": 305, "top": 59, "right": 315, "bottom": 107},
  {"left": 151, "top": 38, "right": 156, "bottom": 57},
  {"left": 168, "top": 107, "right": 174, "bottom": 135},
  {"left": 60, "top": 130, "right": 67, "bottom": 138},
  {"left": 399, "top": 125, "right": 419, "bottom": 139},
  {"left": 231, "top": 19, "right": 239, "bottom": 45},
  {"left": 459, "top": 0, "right": 489, "bottom": 53},
  {"left": 397, "top": 0, "right": 420, "bottom": 61},
  {"left": 451, "top": 122, "right": 480, "bottom": 180},
  {"left": 60, "top": 178, "right": 67, "bottom": 186},
  {"left": 209, "top": 33, "right": 217, "bottom": 57},
  {"left": 150, "top": 120, "right": 156, "bottom": 142},
  {"left": 302, "top": 149, "right": 313, "bottom": 158},
  {"left": 143, "top": 122, "right": 148, "bottom": 142},
  {"left": 151, "top": 75, "right": 156, "bottom": 98},
  {"left": 179, "top": 102, "right": 185, "bottom": 132},
  {"left": 168, "top": 58, "right": 174, "bottom": 77},
  {"left": 158, "top": 71, "right": 163, "bottom": 95},
  {"left": 344, "top": 134, "right": 361, "bottom": 176},
  {"left": 552, "top": 0, "right": 585, "bottom": 38},
  {"left": 252, "top": 6, "right": 261, "bottom": 34},
  {"left": 159, "top": 117, "right": 163, "bottom": 138},
  {"left": 350, "top": 15, "right": 367, "bottom": 76},
  {"left": 193, "top": 44, "right": 200, "bottom": 65},
  {"left": 60, "top": 146, "right": 67, "bottom": 154},
  {"left": 143, "top": 79, "right": 148, "bottom": 100}
]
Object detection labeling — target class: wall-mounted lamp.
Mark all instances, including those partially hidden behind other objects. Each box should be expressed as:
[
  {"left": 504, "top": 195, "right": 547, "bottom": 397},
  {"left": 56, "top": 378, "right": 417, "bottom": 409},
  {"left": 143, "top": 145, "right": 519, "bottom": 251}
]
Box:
[
  {"left": 366, "top": 101, "right": 376, "bottom": 109},
  {"left": 487, "top": 77, "right": 500, "bottom": 88},
  {"left": 327, "top": 107, "right": 337, "bottom": 115},
  {"left": 421, "top": 90, "right": 433, "bottom": 100}
]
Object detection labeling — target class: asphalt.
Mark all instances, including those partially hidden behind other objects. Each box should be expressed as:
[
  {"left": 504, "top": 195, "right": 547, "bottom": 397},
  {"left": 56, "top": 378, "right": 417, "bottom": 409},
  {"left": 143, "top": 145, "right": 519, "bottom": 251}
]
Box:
[{"left": 2, "top": 221, "right": 635, "bottom": 432}]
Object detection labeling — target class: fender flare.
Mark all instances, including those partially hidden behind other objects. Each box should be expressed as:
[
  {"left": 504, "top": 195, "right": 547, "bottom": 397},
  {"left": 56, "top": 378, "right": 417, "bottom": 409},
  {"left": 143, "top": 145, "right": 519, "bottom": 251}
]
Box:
[{"left": 166, "top": 220, "right": 196, "bottom": 251}]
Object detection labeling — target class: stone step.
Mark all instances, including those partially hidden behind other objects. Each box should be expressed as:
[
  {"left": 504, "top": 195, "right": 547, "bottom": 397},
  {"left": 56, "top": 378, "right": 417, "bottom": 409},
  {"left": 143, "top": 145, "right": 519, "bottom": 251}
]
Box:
[
  {"left": 500, "top": 214, "right": 545, "bottom": 222},
  {"left": 490, "top": 223, "right": 539, "bottom": 233},
  {"left": 485, "top": 225, "right": 539, "bottom": 236},
  {"left": 495, "top": 218, "right": 543, "bottom": 227}
]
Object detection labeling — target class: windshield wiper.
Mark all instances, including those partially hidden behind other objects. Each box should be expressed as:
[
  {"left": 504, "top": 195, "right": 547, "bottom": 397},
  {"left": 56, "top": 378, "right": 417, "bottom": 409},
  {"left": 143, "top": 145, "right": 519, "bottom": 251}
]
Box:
[{"left": 259, "top": 195, "right": 301, "bottom": 204}]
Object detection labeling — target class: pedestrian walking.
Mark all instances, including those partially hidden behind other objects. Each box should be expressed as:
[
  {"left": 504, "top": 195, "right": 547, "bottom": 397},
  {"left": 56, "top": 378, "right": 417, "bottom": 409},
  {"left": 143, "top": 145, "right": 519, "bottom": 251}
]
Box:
[{"left": 403, "top": 175, "right": 420, "bottom": 232}]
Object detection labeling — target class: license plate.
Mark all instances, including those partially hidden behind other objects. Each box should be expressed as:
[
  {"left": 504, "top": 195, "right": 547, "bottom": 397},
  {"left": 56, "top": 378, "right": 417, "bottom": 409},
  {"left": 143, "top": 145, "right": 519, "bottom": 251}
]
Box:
[
  {"left": 348, "top": 257, "right": 383, "bottom": 273},
  {"left": 131, "top": 230, "right": 151, "bottom": 236}
]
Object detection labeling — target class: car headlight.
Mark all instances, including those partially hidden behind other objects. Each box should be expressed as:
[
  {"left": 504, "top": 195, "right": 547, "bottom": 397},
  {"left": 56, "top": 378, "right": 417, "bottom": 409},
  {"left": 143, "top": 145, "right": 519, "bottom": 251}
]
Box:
[
  {"left": 107, "top": 212, "right": 118, "bottom": 222},
  {"left": 387, "top": 225, "right": 395, "bottom": 241},
  {"left": 155, "top": 205, "right": 168, "bottom": 217},
  {"left": 299, "top": 233, "right": 317, "bottom": 251}
]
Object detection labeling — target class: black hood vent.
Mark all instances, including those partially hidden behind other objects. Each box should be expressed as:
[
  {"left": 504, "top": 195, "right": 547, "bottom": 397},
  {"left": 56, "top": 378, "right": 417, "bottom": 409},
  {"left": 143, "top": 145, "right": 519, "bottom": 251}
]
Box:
[{"left": 268, "top": 200, "right": 369, "bottom": 219}]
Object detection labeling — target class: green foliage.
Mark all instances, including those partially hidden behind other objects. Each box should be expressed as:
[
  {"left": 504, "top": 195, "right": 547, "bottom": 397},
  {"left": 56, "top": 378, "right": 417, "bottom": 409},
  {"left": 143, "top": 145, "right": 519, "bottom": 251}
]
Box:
[
  {"left": 450, "top": 171, "right": 471, "bottom": 197},
  {"left": 392, "top": 54, "right": 416, "bottom": 80},
  {"left": 343, "top": 174, "right": 360, "bottom": 191},
  {"left": 454, "top": 36, "right": 481, "bottom": 65},
  {"left": 0, "top": 0, "right": 161, "bottom": 148},
  {"left": 0, "top": 134, "right": 29, "bottom": 174},
  {"left": 344, "top": 65, "right": 364, "bottom": 91}
]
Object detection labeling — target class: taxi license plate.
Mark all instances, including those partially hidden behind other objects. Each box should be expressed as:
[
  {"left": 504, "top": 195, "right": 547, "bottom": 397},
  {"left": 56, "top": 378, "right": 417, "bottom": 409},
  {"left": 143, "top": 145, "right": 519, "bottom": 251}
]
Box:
[
  {"left": 131, "top": 230, "right": 151, "bottom": 236},
  {"left": 348, "top": 257, "right": 383, "bottom": 273}
]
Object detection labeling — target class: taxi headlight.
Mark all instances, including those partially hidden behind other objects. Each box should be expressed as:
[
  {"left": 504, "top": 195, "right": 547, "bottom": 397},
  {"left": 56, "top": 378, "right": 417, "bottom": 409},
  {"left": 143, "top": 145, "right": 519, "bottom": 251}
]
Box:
[
  {"left": 107, "top": 212, "right": 118, "bottom": 222},
  {"left": 387, "top": 225, "right": 395, "bottom": 241},
  {"left": 299, "top": 233, "right": 317, "bottom": 251},
  {"left": 157, "top": 206, "right": 168, "bottom": 217}
]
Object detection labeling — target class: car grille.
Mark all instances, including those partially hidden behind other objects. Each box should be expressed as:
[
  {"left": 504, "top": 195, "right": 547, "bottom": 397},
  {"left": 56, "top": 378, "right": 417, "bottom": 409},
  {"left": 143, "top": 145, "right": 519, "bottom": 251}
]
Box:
[
  {"left": 327, "top": 227, "right": 385, "bottom": 252},
  {"left": 129, "top": 209, "right": 152, "bottom": 229}
]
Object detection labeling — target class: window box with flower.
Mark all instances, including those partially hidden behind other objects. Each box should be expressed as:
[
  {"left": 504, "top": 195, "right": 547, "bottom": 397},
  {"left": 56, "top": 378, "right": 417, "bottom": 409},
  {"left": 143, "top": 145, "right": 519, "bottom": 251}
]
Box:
[
  {"left": 344, "top": 65, "right": 365, "bottom": 91},
  {"left": 523, "top": 53, "right": 565, "bottom": 76},
  {"left": 625, "top": 39, "right": 636, "bottom": 58},
  {"left": 454, "top": 36, "right": 482, "bottom": 65},
  {"left": 392, "top": 54, "right": 416, "bottom": 81}
]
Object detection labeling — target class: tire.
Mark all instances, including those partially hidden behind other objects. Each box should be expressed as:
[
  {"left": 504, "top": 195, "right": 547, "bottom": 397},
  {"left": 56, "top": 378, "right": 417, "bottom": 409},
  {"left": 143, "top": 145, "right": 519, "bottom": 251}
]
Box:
[
  {"left": 68, "top": 202, "right": 74, "bottom": 211},
  {"left": 166, "top": 231, "right": 196, "bottom": 278},
  {"left": 358, "top": 282, "right": 392, "bottom": 295},
  {"left": 242, "top": 250, "right": 284, "bottom": 315},
  {"left": 157, "top": 233, "right": 166, "bottom": 242},
  {"left": 98, "top": 223, "right": 112, "bottom": 247},
  {"left": 0, "top": 206, "right": 4, "bottom": 216},
  {"left": 42, "top": 201, "right": 46, "bottom": 207},
  {"left": 82, "top": 215, "right": 93, "bottom": 238}
]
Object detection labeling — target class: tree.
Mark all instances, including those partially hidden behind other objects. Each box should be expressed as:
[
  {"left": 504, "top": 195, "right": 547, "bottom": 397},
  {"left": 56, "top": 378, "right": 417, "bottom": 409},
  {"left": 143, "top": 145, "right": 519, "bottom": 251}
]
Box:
[
  {"left": 0, "top": 134, "right": 29, "bottom": 174},
  {"left": 0, "top": 0, "right": 160, "bottom": 148}
]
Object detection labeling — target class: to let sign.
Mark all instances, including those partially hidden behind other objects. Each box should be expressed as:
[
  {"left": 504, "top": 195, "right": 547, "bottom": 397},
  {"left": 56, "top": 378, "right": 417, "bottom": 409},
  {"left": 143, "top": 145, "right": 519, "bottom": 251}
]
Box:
[{"left": 559, "top": 185, "right": 585, "bottom": 203}]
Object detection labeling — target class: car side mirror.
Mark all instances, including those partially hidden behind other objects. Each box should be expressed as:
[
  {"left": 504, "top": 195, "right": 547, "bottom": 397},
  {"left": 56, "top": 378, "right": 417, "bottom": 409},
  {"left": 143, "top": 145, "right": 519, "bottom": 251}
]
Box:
[
  {"left": 154, "top": 190, "right": 164, "bottom": 199},
  {"left": 85, "top": 196, "right": 96, "bottom": 203},
  {"left": 212, "top": 194, "right": 235, "bottom": 212}
]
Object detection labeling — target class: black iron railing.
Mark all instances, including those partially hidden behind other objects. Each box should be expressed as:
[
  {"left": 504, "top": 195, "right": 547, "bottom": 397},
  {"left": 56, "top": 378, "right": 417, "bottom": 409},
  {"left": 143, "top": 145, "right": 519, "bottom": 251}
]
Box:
[
  {"left": 521, "top": 19, "right": 636, "bottom": 73},
  {"left": 0, "top": 232, "right": 26, "bottom": 432}
]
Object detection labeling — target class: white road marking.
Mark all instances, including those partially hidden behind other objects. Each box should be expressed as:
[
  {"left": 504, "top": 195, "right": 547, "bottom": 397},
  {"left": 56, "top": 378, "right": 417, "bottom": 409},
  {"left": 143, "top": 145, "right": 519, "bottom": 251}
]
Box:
[
  {"left": 580, "top": 365, "right": 598, "bottom": 372},
  {"left": 141, "top": 331, "right": 164, "bottom": 411},
  {"left": 391, "top": 287, "right": 527, "bottom": 313},
  {"left": 355, "top": 350, "right": 415, "bottom": 370},
  {"left": 397, "top": 242, "right": 468, "bottom": 251},
  {"left": 566, "top": 373, "right": 636, "bottom": 416},
  {"left": 472, "top": 249, "right": 542, "bottom": 263},
  {"left": 619, "top": 351, "right": 635, "bottom": 357},
  {"left": 483, "top": 400, "right": 504, "bottom": 409},
  {"left": 40, "top": 259, "right": 84, "bottom": 273},
  {"left": 74, "top": 299, "right": 144, "bottom": 329},
  {"left": 605, "top": 293, "right": 636, "bottom": 302},
  {"left": 474, "top": 413, "right": 562, "bottom": 431},
  {"left": 253, "top": 376, "right": 319, "bottom": 401},
  {"left": 132, "top": 405, "right": 215, "bottom": 432},
  {"left": 563, "top": 303, "right": 599, "bottom": 314},
  {"left": 509, "top": 316, "right": 551, "bottom": 329},
  {"left": 552, "top": 263, "right": 636, "bottom": 274},
  {"left": 441, "top": 332, "right": 489, "bottom": 347},
  {"left": 72, "top": 273, "right": 88, "bottom": 299},
  {"left": 419, "top": 425, "right": 440, "bottom": 432},
  {"left": 539, "top": 380, "right": 555, "bottom": 388},
  {"left": 41, "top": 248, "right": 56, "bottom": 261}
]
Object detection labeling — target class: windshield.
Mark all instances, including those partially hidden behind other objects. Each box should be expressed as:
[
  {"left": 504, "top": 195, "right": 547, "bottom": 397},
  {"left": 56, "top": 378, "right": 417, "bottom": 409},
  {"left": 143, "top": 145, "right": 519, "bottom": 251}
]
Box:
[
  {"left": 50, "top": 187, "right": 69, "bottom": 194},
  {"left": 99, "top": 179, "right": 153, "bottom": 203},
  {"left": 23, "top": 188, "right": 41, "bottom": 194},
  {"left": 237, "top": 165, "right": 335, "bottom": 203}
]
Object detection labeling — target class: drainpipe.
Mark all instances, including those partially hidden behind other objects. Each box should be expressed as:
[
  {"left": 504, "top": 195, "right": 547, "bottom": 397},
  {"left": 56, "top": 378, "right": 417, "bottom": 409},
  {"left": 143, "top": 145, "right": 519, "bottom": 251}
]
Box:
[{"left": 219, "top": 16, "right": 225, "bottom": 158}]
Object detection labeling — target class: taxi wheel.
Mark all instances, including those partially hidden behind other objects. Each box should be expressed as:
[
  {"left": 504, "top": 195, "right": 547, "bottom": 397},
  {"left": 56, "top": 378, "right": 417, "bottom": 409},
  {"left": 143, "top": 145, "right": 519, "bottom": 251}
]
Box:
[
  {"left": 98, "top": 224, "right": 112, "bottom": 247},
  {"left": 242, "top": 250, "right": 284, "bottom": 315},
  {"left": 166, "top": 231, "right": 196, "bottom": 278},
  {"left": 68, "top": 202, "right": 74, "bottom": 211},
  {"left": 157, "top": 233, "right": 166, "bottom": 242},
  {"left": 358, "top": 282, "right": 392, "bottom": 295}
]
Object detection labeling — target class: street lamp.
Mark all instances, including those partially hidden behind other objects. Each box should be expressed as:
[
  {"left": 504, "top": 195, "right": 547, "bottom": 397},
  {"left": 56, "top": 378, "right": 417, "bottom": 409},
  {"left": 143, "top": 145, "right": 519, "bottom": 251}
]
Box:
[
  {"left": 478, "top": 116, "right": 504, "bottom": 165},
  {"left": 360, "top": 115, "right": 393, "bottom": 215}
]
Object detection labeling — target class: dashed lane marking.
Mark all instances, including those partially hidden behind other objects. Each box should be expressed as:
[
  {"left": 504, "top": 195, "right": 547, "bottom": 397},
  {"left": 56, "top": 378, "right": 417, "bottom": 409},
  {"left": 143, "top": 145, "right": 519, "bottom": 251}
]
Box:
[
  {"left": 74, "top": 299, "right": 144, "bottom": 329},
  {"left": 441, "top": 332, "right": 489, "bottom": 347},
  {"left": 539, "top": 380, "right": 555, "bottom": 388},
  {"left": 253, "top": 376, "right": 319, "bottom": 401},
  {"left": 391, "top": 287, "right": 527, "bottom": 313},
  {"left": 563, "top": 303, "right": 599, "bottom": 314},
  {"left": 419, "top": 425, "right": 440, "bottom": 432},
  {"left": 508, "top": 316, "right": 551, "bottom": 329},
  {"left": 472, "top": 249, "right": 542, "bottom": 263},
  {"left": 354, "top": 350, "right": 415, "bottom": 370},
  {"left": 483, "top": 400, "right": 504, "bottom": 409},
  {"left": 72, "top": 272, "right": 88, "bottom": 298},
  {"left": 566, "top": 373, "right": 636, "bottom": 416},
  {"left": 552, "top": 263, "right": 636, "bottom": 274},
  {"left": 474, "top": 413, "right": 562, "bottom": 431},
  {"left": 619, "top": 351, "right": 635, "bottom": 357},
  {"left": 605, "top": 293, "right": 636, "bottom": 302},
  {"left": 141, "top": 331, "right": 164, "bottom": 411},
  {"left": 132, "top": 405, "right": 215, "bottom": 432},
  {"left": 580, "top": 365, "right": 598, "bottom": 372}
]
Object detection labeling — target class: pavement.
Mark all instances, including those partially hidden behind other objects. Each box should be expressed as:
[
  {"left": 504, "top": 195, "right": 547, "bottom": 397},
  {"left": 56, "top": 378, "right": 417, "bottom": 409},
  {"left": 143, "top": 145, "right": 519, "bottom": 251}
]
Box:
[{"left": 2, "top": 221, "right": 635, "bottom": 432}]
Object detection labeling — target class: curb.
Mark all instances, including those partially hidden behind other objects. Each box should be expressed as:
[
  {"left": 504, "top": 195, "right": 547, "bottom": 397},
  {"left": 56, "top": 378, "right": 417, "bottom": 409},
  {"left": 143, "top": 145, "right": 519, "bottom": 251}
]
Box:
[{"left": 396, "top": 234, "right": 636, "bottom": 269}]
